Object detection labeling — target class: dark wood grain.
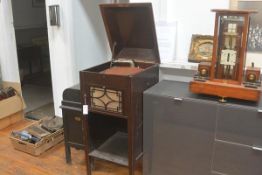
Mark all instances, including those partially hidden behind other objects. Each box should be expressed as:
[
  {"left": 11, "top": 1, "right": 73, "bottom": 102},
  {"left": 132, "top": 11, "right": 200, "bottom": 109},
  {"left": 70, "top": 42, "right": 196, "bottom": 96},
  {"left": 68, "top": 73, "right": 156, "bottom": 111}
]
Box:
[{"left": 100, "top": 3, "right": 160, "bottom": 63}]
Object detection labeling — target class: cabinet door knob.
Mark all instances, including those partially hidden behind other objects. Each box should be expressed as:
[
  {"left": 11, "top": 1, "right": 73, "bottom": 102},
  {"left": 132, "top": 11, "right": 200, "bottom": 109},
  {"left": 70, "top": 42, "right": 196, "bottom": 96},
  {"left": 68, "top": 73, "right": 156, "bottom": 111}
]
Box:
[
  {"left": 252, "top": 146, "right": 262, "bottom": 152},
  {"left": 74, "top": 116, "right": 81, "bottom": 122},
  {"left": 173, "top": 97, "right": 183, "bottom": 102}
]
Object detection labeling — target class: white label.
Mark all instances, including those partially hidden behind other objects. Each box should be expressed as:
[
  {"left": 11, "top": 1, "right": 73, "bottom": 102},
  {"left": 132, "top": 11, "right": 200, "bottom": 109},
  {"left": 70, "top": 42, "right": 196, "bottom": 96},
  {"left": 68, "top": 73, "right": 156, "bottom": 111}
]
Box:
[{"left": 83, "top": 105, "right": 88, "bottom": 115}]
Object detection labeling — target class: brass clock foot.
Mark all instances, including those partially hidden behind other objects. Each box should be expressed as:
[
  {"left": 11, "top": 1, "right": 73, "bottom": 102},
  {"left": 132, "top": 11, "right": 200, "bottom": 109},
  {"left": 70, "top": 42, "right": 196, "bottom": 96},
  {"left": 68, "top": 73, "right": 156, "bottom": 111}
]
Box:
[{"left": 219, "top": 97, "right": 227, "bottom": 103}]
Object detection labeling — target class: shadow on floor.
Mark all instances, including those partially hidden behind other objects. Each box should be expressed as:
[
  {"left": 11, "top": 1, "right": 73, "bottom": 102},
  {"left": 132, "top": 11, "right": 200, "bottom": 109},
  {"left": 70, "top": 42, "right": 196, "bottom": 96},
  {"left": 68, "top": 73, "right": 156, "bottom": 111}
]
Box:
[{"left": 25, "top": 102, "right": 54, "bottom": 120}]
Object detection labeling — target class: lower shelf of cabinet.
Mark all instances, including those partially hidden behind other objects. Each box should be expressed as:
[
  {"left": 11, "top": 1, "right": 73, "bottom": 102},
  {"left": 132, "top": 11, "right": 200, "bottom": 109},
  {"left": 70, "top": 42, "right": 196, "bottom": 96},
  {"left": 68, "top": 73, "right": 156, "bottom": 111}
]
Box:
[{"left": 89, "top": 131, "right": 128, "bottom": 166}]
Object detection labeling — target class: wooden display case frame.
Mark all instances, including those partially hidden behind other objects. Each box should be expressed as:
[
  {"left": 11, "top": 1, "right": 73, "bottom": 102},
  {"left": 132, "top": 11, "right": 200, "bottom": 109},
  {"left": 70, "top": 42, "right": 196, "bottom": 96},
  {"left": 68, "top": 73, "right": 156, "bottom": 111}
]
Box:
[{"left": 190, "top": 9, "right": 261, "bottom": 102}]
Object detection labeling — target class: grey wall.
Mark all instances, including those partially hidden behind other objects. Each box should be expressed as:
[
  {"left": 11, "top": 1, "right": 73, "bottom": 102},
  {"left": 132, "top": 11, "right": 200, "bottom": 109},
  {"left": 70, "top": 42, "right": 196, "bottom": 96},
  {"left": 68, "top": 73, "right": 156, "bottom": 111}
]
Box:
[
  {"left": 12, "top": 0, "right": 48, "bottom": 46},
  {"left": 11, "top": 0, "right": 46, "bottom": 29},
  {"left": 15, "top": 28, "right": 48, "bottom": 45}
]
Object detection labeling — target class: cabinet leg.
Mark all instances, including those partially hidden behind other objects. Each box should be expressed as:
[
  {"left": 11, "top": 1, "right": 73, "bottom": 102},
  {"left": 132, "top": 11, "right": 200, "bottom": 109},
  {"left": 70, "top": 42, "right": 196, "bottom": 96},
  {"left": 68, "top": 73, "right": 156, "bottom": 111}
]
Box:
[
  {"left": 86, "top": 157, "right": 94, "bottom": 175},
  {"left": 129, "top": 167, "right": 135, "bottom": 175},
  {"left": 65, "top": 145, "right": 71, "bottom": 164},
  {"left": 85, "top": 148, "right": 93, "bottom": 175},
  {"left": 90, "top": 157, "right": 94, "bottom": 173},
  {"left": 129, "top": 161, "right": 135, "bottom": 175}
]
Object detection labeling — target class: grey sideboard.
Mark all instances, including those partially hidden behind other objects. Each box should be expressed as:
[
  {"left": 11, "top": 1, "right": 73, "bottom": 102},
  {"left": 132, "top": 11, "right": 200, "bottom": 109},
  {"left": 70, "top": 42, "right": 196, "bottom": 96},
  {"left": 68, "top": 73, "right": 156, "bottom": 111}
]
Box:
[{"left": 143, "top": 80, "right": 262, "bottom": 175}]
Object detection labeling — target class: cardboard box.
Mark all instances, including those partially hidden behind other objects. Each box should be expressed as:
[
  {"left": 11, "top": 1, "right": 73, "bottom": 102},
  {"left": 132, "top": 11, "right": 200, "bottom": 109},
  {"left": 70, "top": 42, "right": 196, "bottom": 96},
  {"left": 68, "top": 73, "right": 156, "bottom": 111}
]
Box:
[{"left": 0, "top": 81, "right": 25, "bottom": 129}]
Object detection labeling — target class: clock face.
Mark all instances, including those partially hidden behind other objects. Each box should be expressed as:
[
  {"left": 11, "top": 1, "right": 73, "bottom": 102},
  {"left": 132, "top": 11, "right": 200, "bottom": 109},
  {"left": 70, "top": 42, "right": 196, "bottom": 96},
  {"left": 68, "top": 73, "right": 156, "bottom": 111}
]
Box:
[
  {"left": 198, "top": 42, "right": 213, "bottom": 59},
  {"left": 220, "top": 49, "right": 237, "bottom": 66}
]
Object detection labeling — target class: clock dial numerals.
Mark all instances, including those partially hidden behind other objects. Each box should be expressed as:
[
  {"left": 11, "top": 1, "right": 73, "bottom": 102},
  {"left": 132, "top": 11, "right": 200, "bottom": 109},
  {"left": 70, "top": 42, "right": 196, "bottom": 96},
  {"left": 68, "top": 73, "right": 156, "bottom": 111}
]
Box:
[{"left": 220, "top": 49, "right": 237, "bottom": 66}]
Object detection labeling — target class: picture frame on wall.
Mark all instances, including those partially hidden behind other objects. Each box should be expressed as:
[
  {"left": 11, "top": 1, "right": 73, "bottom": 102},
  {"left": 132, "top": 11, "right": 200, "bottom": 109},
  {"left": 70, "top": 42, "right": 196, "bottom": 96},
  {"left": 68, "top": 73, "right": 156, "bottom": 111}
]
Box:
[
  {"left": 234, "top": 0, "right": 262, "bottom": 52},
  {"left": 188, "top": 35, "right": 213, "bottom": 63},
  {"left": 32, "top": 0, "right": 45, "bottom": 8}
]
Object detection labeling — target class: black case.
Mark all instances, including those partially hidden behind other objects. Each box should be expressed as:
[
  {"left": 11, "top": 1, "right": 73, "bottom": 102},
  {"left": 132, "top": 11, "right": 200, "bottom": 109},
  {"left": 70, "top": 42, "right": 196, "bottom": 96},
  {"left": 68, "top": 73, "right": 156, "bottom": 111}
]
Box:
[{"left": 61, "top": 84, "right": 84, "bottom": 163}]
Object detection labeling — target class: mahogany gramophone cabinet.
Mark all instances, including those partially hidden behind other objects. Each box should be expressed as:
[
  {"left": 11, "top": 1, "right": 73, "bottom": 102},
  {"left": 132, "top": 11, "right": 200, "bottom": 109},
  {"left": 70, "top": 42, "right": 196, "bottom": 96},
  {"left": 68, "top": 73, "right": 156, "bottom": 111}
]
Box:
[
  {"left": 80, "top": 3, "right": 159, "bottom": 175},
  {"left": 190, "top": 9, "right": 261, "bottom": 102}
]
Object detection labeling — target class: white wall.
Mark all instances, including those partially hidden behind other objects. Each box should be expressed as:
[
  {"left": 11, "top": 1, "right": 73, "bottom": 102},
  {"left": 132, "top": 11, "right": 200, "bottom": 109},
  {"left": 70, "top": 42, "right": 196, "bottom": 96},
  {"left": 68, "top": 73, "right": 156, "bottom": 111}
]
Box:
[
  {"left": 12, "top": 0, "right": 46, "bottom": 29},
  {"left": 45, "top": 0, "right": 110, "bottom": 117},
  {"left": 72, "top": 0, "right": 110, "bottom": 72},
  {"left": 131, "top": 0, "right": 229, "bottom": 63},
  {"left": 45, "top": 0, "right": 82, "bottom": 117},
  {"left": 246, "top": 53, "right": 262, "bottom": 68},
  {"left": 0, "top": 0, "right": 20, "bottom": 83},
  {"left": 167, "top": 0, "right": 229, "bottom": 62}
]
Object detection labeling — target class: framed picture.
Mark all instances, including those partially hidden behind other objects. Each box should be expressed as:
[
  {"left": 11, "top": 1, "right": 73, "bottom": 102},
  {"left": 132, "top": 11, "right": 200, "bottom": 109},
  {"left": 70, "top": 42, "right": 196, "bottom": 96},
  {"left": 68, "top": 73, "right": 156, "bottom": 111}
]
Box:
[
  {"left": 234, "top": 0, "right": 262, "bottom": 52},
  {"left": 32, "top": 0, "right": 45, "bottom": 8},
  {"left": 188, "top": 35, "right": 213, "bottom": 63}
]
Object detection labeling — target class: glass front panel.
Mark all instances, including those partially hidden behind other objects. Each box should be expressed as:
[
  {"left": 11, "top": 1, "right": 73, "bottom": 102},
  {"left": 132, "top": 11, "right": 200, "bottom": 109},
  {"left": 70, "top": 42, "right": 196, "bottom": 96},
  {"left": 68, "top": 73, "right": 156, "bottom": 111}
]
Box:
[{"left": 215, "top": 15, "right": 245, "bottom": 81}]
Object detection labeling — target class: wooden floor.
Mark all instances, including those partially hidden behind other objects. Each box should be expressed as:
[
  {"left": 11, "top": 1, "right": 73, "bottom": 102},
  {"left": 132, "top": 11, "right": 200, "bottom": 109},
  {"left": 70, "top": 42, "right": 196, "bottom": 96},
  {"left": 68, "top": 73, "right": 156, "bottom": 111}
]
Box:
[{"left": 0, "top": 119, "right": 141, "bottom": 175}]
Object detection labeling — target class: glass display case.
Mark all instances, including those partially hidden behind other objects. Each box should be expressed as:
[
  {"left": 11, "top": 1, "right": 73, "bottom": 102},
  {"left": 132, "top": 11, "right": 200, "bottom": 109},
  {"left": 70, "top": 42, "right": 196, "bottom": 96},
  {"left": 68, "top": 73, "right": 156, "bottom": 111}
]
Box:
[
  {"left": 190, "top": 9, "right": 261, "bottom": 102},
  {"left": 214, "top": 15, "right": 244, "bottom": 82}
]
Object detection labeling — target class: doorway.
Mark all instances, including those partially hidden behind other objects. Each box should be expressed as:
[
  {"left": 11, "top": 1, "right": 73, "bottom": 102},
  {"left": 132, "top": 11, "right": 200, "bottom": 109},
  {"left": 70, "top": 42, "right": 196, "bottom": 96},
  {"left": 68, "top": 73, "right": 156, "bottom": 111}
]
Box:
[{"left": 11, "top": 0, "right": 54, "bottom": 119}]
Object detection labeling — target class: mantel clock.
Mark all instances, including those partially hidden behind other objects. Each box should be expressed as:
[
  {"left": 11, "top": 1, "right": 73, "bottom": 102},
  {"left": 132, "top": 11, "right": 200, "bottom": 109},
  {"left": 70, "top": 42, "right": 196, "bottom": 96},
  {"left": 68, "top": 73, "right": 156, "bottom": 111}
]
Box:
[{"left": 190, "top": 9, "right": 261, "bottom": 102}]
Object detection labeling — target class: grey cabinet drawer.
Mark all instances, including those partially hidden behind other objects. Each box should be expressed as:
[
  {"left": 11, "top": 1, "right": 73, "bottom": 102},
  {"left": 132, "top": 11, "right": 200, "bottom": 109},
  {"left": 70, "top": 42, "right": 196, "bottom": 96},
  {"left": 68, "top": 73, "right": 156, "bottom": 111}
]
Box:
[
  {"left": 144, "top": 95, "right": 216, "bottom": 175},
  {"left": 155, "top": 97, "right": 217, "bottom": 129},
  {"left": 212, "top": 141, "right": 262, "bottom": 175},
  {"left": 216, "top": 104, "right": 262, "bottom": 146}
]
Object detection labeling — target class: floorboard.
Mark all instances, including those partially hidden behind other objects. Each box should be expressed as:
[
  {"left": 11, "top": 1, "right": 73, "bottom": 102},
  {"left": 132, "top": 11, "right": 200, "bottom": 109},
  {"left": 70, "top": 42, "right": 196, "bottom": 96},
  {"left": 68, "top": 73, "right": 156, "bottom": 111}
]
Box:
[{"left": 0, "top": 119, "right": 141, "bottom": 175}]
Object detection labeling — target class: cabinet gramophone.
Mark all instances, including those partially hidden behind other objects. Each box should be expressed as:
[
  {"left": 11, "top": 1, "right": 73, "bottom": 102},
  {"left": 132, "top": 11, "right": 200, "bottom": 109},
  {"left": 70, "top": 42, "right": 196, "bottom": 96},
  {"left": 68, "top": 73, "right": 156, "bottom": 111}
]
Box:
[
  {"left": 190, "top": 9, "right": 261, "bottom": 102},
  {"left": 80, "top": 3, "right": 159, "bottom": 175}
]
